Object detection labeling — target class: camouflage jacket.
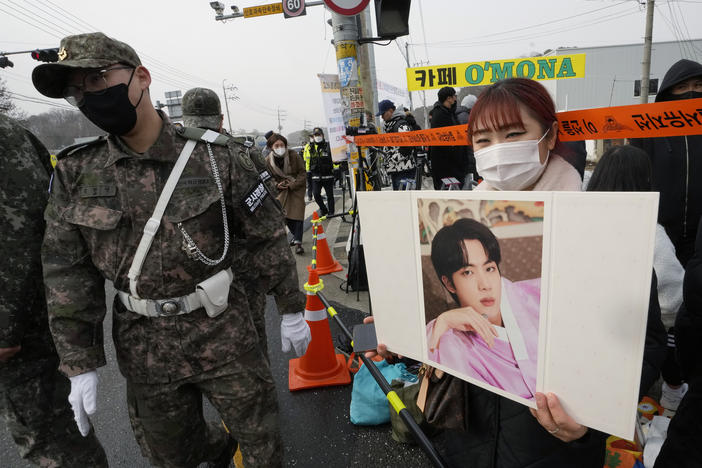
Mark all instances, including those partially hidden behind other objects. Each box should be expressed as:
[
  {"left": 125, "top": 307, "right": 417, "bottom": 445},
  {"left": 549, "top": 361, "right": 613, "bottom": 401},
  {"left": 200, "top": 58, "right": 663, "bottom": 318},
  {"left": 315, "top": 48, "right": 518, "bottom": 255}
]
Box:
[
  {"left": 42, "top": 118, "right": 304, "bottom": 383},
  {"left": 0, "top": 114, "right": 58, "bottom": 386}
]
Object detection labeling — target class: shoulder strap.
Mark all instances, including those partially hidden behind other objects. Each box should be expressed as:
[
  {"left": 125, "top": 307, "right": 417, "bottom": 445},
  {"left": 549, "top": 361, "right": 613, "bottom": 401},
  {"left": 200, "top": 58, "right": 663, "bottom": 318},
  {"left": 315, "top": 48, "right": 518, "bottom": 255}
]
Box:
[
  {"left": 127, "top": 139, "right": 198, "bottom": 298},
  {"left": 179, "top": 126, "right": 230, "bottom": 146}
]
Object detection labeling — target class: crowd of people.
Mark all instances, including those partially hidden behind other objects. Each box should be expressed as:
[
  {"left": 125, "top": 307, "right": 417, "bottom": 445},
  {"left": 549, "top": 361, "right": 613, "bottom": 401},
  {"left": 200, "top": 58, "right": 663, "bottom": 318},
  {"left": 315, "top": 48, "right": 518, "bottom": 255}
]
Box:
[{"left": 1, "top": 27, "right": 701, "bottom": 468}]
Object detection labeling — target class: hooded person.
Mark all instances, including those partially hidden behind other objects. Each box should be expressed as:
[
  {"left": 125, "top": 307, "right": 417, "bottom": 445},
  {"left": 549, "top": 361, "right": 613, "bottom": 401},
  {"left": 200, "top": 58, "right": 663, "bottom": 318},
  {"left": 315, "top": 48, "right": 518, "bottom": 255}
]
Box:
[
  {"left": 455, "top": 94, "right": 479, "bottom": 182},
  {"left": 377, "top": 99, "right": 417, "bottom": 190},
  {"left": 455, "top": 94, "right": 477, "bottom": 125},
  {"left": 430, "top": 86, "right": 470, "bottom": 189},
  {"left": 631, "top": 59, "right": 702, "bottom": 267}
]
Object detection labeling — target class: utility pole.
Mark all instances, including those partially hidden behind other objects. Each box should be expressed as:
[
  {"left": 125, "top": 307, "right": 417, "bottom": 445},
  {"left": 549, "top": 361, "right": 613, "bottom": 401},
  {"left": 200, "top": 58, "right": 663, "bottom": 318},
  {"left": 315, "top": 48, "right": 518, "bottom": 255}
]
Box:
[
  {"left": 222, "top": 79, "right": 238, "bottom": 134},
  {"left": 277, "top": 107, "right": 287, "bottom": 133},
  {"left": 640, "top": 0, "right": 655, "bottom": 104},
  {"left": 357, "top": 9, "right": 378, "bottom": 124},
  {"left": 330, "top": 10, "right": 366, "bottom": 178},
  {"left": 405, "top": 42, "right": 413, "bottom": 110}
]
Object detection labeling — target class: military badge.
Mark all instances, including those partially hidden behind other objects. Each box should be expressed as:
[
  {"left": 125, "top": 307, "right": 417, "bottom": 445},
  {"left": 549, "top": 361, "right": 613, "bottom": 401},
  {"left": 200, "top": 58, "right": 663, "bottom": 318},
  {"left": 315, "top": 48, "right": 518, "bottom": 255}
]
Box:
[
  {"left": 58, "top": 47, "right": 67, "bottom": 61},
  {"left": 238, "top": 151, "right": 256, "bottom": 172}
]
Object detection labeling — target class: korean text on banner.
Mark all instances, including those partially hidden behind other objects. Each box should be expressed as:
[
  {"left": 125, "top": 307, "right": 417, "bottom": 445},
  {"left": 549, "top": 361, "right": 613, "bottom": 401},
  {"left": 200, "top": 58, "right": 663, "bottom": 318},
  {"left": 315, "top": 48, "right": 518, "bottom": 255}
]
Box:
[
  {"left": 406, "top": 54, "right": 586, "bottom": 91},
  {"left": 348, "top": 98, "right": 702, "bottom": 147},
  {"left": 318, "top": 74, "right": 349, "bottom": 162}
]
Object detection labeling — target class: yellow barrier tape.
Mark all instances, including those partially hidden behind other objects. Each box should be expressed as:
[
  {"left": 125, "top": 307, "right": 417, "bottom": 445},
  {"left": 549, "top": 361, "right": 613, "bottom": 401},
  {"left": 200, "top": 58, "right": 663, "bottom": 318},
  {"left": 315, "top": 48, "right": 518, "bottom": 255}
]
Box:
[{"left": 387, "top": 391, "right": 407, "bottom": 414}]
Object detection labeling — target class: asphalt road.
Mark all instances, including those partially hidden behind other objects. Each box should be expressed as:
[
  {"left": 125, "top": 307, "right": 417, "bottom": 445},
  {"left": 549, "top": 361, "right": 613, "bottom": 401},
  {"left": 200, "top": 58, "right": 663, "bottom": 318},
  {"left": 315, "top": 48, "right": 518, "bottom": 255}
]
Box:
[{"left": 1, "top": 286, "right": 429, "bottom": 468}]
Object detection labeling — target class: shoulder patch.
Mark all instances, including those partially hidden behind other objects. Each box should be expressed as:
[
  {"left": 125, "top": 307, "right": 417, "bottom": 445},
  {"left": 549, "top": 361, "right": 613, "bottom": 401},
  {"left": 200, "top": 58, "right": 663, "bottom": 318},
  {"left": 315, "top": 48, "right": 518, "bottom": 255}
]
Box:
[
  {"left": 56, "top": 136, "right": 107, "bottom": 160},
  {"left": 237, "top": 149, "right": 256, "bottom": 172}
]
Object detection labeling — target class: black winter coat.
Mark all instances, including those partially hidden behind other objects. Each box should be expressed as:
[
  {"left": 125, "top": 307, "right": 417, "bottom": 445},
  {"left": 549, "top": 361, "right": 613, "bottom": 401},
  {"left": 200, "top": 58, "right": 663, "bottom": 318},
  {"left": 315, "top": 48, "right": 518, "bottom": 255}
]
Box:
[
  {"left": 430, "top": 101, "right": 470, "bottom": 188},
  {"left": 631, "top": 59, "right": 702, "bottom": 266},
  {"left": 434, "top": 274, "right": 665, "bottom": 468},
  {"left": 655, "top": 217, "right": 702, "bottom": 467},
  {"left": 308, "top": 140, "right": 334, "bottom": 178}
]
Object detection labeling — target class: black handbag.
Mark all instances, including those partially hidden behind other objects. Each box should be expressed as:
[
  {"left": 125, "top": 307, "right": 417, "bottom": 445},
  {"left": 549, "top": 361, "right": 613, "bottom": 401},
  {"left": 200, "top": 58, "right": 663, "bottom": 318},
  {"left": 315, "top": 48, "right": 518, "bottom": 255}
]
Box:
[{"left": 416, "top": 365, "right": 466, "bottom": 432}]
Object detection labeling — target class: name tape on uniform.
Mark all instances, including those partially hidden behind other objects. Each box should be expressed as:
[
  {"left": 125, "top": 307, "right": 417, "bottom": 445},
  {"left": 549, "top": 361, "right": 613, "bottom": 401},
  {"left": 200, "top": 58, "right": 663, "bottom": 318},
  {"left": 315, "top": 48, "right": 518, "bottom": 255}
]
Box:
[
  {"left": 242, "top": 181, "right": 269, "bottom": 214},
  {"left": 349, "top": 98, "right": 702, "bottom": 147},
  {"left": 406, "top": 54, "right": 586, "bottom": 91}
]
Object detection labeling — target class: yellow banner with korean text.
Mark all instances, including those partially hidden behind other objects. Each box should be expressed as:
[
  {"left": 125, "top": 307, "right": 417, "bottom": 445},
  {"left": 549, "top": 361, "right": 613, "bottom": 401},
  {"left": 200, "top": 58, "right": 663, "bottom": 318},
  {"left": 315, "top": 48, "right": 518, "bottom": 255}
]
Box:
[
  {"left": 406, "top": 54, "right": 586, "bottom": 91},
  {"left": 348, "top": 98, "right": 702, "bottom": 146},
  {"left": 243, "top": 2, "right": 283, "bottom": 18}
]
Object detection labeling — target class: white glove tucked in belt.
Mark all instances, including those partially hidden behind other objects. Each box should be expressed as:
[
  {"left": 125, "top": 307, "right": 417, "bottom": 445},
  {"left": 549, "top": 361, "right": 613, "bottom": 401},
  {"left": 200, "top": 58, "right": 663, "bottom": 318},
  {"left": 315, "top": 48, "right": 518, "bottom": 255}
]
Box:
[
  {"left": 68, "top": 370, "right": 98, "bottom": 437},
  {"left": 281, "top": 312, "right": 312, "bottom": 356}
]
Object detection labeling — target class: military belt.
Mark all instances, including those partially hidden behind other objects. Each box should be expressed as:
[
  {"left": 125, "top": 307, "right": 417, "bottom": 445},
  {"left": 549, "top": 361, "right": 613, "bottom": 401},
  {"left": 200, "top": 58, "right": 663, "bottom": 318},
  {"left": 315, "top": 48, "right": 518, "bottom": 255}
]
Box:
[{"left": 117, "top": 290, "right": 201, "bottom": 318}]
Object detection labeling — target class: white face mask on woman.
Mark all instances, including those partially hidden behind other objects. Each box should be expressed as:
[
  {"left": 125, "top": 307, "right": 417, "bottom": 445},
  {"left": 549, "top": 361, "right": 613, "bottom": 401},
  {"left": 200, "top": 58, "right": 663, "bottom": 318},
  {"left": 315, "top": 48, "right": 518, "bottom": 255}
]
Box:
[
  {"left": 273, "top": 147, "right": 286, "bottom": 157},
  {"left": 314, "top": 135, "right": 323, "bottom": 143},
  {"left": 474, "top": 129, "right": 551, "bottom": 191}
]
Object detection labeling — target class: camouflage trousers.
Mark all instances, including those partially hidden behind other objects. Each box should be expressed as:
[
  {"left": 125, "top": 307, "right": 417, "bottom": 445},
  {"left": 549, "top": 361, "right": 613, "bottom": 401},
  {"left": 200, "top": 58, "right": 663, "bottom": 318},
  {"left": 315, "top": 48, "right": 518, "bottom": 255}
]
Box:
[
  {"left": 127, "top": 346, "right": 282, "bottom": 468},
  {"left": 0, "top": 363, "right": 107, "bottom": 467},
  {"left": 249, "top": 292, "right": 268, "bottom": 359}
]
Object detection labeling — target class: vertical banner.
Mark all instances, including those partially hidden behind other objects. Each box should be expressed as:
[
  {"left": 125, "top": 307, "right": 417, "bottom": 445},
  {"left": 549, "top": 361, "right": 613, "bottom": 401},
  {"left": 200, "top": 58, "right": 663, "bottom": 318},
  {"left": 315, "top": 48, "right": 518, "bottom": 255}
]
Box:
[
  {"left": 317, "top": 73, "right": 349, "bottom": 162},
  {"left": 377, "top": 79, "right": 410, "bottom": 110},
  {"left": 335, "top": 40, "right": 363, "bottom": 169}
]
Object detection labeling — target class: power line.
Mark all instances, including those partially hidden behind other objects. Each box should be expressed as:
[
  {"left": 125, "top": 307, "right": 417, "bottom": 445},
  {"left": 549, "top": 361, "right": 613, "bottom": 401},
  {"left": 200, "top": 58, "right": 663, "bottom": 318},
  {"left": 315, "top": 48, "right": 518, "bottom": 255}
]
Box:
[
  {"left": 0, "top": 5, "right": 63, "bottom": 40},
  {"left": 0, "top": 0, "right": 73, "bottom": 37},
  {"left": 7, "top": 91, "right": 74, "bottom": 110},
  {"left": 412, "top": 1, "right": 630, "bottom": 47},
  {"left": 420, "top": 9, "right": 639, "bottom": 50}
]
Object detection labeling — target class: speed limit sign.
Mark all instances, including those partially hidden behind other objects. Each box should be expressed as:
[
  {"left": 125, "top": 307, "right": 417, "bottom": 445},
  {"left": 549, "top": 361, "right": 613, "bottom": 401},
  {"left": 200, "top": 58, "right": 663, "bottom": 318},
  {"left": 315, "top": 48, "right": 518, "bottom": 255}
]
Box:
[{"left": 282, "top": 0, "right": 306, "bottom": 18}]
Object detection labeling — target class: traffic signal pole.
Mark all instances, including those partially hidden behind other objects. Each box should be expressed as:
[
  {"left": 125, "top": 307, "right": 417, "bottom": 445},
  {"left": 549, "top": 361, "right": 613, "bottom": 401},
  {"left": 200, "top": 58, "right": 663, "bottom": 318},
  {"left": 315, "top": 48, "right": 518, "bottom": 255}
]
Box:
[{"left": 330, "top": 10, "right": 368, "bottom": 194}]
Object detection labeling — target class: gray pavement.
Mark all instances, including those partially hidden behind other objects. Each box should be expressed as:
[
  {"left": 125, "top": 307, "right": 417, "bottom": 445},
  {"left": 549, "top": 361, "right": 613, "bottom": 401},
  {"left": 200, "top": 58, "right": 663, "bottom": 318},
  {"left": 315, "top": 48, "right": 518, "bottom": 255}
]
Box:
[{"left": 1, "top": 188, "right": 431, "bottom": 467}]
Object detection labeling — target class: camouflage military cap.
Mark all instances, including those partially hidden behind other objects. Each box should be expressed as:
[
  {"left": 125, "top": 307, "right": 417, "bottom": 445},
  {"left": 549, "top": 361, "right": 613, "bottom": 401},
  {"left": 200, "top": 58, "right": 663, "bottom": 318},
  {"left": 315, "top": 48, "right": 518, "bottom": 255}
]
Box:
[
  {"left": 182, "top": 87, "right": 223, "bottom": 130},
  {"left": 32, "top": 32, "right": 141, "bottom": 99}
]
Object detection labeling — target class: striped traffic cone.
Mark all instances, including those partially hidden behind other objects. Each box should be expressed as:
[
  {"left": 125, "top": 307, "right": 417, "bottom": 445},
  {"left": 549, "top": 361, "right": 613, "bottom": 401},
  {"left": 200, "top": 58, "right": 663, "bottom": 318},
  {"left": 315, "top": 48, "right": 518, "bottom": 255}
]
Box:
[
  {"left": 289, "top": 269, "right": 351, "bottom": 390},
  {"left": 307, "top": 212, "right": 343, "bottom": 275}
]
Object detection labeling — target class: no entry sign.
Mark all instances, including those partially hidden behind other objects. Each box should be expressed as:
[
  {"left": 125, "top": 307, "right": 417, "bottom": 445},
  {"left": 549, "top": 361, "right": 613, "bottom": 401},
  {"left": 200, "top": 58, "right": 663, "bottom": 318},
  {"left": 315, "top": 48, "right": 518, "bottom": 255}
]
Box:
[{"left": 323, "top": 0, "right": 370, "bottom": 16}]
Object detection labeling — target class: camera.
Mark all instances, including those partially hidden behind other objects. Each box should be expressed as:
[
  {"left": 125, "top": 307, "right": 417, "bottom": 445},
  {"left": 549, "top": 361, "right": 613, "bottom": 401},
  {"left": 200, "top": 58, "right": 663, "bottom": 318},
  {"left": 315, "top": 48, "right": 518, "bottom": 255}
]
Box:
[
  {"left": 209, "top": 1, "right": 225, "bottom": 15},
  {"left": 345, "top": 126, "right": 377, "bottom": 136}
]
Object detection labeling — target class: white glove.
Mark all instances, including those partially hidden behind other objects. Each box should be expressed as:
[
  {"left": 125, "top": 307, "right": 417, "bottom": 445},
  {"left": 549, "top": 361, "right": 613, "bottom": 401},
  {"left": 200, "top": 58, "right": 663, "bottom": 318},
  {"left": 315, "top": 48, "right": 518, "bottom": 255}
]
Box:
[
  {"left": 281, "top": 312, "right": 312, "bottom": 357},
  {"left": 68, "top": 370, "right": 98, "bottom": 437}
]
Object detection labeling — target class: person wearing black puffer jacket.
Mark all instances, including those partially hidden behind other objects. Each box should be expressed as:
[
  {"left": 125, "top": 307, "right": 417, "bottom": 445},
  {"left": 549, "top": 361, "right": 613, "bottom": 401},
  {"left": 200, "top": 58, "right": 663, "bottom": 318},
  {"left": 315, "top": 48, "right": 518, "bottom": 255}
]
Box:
[
  {"left": 430, "top": 86, "right": 470, "bottom": 189},
  {"left": 631, "top": 59, "right": 702, "bottom": 267},
  {"left": 655, "top": 216, "right": 702, "bottom": 467}
]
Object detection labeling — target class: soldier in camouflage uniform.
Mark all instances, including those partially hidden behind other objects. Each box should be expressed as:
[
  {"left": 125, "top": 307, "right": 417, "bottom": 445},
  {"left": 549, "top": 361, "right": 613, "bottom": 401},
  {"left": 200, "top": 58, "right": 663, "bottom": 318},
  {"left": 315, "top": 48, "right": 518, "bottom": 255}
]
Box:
[
  {"left": 181, "top": 87, "right": 296, "bottom": 359},
  {"left": 32, "top": 32, "right": 311, "bottom": 468},
  {"left": 0, "top": 114, "right": 108, "bottom": 467}
]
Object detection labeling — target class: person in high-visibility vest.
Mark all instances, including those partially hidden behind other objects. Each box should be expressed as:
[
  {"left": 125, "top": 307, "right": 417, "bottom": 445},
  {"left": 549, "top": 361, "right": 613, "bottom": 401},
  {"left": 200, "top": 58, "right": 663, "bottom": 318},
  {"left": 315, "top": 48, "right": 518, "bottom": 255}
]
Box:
[{"left": 303, "top": 134, "right": 313, "bottom": 202}]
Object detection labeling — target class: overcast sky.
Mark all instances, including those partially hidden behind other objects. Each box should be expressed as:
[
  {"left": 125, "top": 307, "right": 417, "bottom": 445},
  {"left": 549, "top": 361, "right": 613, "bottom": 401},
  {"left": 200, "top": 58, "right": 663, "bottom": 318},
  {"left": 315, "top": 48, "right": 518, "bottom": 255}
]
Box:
[{"left": 2, "top": 0, "right": 701, "bottom": 133}]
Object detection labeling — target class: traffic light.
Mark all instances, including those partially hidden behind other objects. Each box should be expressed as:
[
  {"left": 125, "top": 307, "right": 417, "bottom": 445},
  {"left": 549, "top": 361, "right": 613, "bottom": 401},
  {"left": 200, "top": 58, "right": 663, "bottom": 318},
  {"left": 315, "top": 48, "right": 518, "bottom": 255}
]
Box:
[
  {"left": 30, "top": 48, "right": 59, "bottom": 63},
  {"left": 374, "top": 0, "right": 411, "bottom": 39},
  {"left": 0, "top": 56, "right": 13, "bottom": 68}
]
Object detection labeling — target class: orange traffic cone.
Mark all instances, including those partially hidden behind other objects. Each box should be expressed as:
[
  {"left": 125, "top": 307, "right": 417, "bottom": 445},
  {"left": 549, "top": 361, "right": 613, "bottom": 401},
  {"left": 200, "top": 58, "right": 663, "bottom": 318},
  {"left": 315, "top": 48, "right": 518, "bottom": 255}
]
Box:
[
  {"left": 307, "top": 212, "right": 343, "bottom": 275},
  {"left": 289, "top": 270, "right": 351, "bottom": 390}
]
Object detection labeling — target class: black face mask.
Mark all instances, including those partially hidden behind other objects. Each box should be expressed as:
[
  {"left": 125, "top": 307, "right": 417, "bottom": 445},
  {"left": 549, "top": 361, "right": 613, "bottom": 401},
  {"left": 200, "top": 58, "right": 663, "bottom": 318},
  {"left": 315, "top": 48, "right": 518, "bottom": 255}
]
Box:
[
  {"left": 80, "top": 77, "right": 144, "bottom": 136},
  {"left": 667, "top": 90, "right": 702, "bottom": 101}
]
